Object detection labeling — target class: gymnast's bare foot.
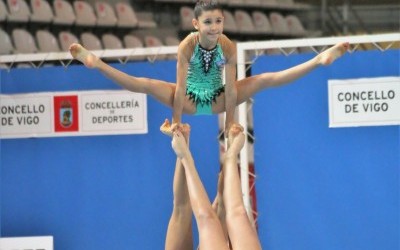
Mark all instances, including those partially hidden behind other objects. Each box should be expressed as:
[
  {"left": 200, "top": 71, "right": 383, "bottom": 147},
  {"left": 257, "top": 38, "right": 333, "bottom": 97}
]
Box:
[
  {"left": 69, "top": 43, "right": 99, "bottom": 68},
  {"left": 160, "top": 119, "right": 174, "bottom": 136},
  {"left": 181, "top": 123, "right": 191, "bottom": 144},
  {"left": 318, "top": 42, "right": 349, "bottom": 66}
]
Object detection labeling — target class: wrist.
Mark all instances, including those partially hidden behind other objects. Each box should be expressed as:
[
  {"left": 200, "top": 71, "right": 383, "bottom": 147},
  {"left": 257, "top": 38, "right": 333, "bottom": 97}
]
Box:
[{"left": 172, "top": 115, "right": 181, "bottom": 124}]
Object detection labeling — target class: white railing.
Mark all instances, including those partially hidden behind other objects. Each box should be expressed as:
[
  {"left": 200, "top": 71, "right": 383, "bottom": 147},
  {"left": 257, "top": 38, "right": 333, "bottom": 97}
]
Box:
[{"left": 0, "top": 46, "right": 179, "bottom": 68}]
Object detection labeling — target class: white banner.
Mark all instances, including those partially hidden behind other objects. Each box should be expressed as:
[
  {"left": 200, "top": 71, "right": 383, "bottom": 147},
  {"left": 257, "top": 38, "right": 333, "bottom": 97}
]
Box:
[
  {"left": 0, "top": 90, "right": 147, "bottom": 139},
  {"left": 328, "top": 77, "right": 400, "bottom": 128}
]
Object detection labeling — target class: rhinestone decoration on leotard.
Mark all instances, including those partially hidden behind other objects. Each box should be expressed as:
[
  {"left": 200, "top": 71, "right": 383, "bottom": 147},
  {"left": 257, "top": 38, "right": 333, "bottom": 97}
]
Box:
[{"left": 199, "top": 46, "right": 217, "bottom": 74}]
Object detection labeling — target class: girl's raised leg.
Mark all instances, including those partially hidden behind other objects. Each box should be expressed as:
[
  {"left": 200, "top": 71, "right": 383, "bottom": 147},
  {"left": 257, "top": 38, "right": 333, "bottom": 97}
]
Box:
[
  {"left": 235, "top": 42, "right": 349, "bottom": 104},
  {"left": 69, "top": 43, "right": 196, "bottom": 113}
]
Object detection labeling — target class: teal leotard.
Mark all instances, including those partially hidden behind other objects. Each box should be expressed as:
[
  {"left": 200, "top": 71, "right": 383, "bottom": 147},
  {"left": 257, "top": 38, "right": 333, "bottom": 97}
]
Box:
[{"left": 186, "top": 40, "right": 226, "bottom": 115}]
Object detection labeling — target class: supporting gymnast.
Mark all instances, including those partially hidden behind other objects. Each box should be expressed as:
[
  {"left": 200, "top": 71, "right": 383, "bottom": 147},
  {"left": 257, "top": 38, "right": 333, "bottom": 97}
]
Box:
[
  {"left": 161, "top": 119, "right": 230, "bottom": 249},
  {"left": 69, "top": 0, "right": 349, "bottom": 134},
  {"left": 169, "top": 123, "right": 260, "bottom": 249}
]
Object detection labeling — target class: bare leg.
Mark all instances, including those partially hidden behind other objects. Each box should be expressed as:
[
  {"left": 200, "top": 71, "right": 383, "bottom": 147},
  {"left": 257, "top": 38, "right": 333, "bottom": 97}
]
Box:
[
  {"left": 69, "top": 43, "right": 196, "bottom": 114},
  {"left": 223, "top": 124, "right": 262, "bottom": 250},
  {"left": 235, "top": 42, "right": 349, "bottom": 104},
  {"left": 211, "top": 171, "right": 230, "bottom": 245},
  {"left": 165, "top": 123, "right": 193, "bottom": 250},
  {"left": 172, "top": 131, "right": 229, "bottom": 250},
  {"left": 209, "top": 42, "right": 349, "bottom": 114}
]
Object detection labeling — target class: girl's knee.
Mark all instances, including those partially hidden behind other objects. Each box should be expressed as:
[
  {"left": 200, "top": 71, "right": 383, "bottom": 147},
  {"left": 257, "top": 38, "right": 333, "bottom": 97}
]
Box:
[
  {"left": 196, "top": 207, "right": 219, "bottom": 226},
  {"left": 226, "top": 205, "right": 248, "bottom": 220}
]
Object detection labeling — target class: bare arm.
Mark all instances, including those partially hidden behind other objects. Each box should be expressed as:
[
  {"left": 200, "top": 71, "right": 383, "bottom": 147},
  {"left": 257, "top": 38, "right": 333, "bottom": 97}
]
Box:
[
  {"left": 224, "top": 62, "right": 237, "bottom": 132},
  {"left": 172, "top": 45, "right": 189, "bottom": 124},
  {"left": 222, "top": 37, "right": 238, "bottom": 132}
]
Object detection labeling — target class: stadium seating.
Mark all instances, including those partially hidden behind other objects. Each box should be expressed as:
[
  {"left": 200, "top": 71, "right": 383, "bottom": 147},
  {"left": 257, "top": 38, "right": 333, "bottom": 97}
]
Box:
[
  {"left": 30, "top": 0, "right": 53, "bottom": 24},
  {"left": 53, "top": 0, "right": 75, "bottom": 26},
  {"left": 12, "top": 28, "right": 38, "bottom": 54},
  {"left": 36, "top": 29, "right": 61, "bottom": 52},
  {"left": 0, "top": 28, "right": 14, "bottom": 55},
  {"left": 95, "top": 1, "right": 117, "bottom": 27},
  {"left": 58, "top": 31, "right": 79, "bottom": 51},
  {"left": 115, "top": 2, "right": 138, "bottom": 28},
  {"left": 80, "top": 32, "right": 103, "bottom": 50},
  {"left": 74, "top": 1, "right": 97, "bottom": 27},
  {"left": 6, "top": 0, "right": 30, "bottom": 23}
]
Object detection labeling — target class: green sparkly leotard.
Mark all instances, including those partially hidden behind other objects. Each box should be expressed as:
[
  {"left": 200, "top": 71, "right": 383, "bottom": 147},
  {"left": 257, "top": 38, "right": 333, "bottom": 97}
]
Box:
[{"left": 186, "top": 39, "right": 226, "bottom": 115}]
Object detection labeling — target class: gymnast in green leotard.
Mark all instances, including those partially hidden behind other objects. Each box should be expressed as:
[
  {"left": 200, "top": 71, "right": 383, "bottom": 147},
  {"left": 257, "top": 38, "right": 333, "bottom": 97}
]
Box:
[
  {"left": 186, "top": 32, "right": 228, "bottom": 115},
  {"left": 69, "top": 0, "right": 349, "bottom": 134}
]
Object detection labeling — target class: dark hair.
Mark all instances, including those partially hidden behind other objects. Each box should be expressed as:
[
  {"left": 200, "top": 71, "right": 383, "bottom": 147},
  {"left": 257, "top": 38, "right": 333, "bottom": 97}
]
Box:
[{"left": 194, "top": 0, "right": 222, "bottom": 19}]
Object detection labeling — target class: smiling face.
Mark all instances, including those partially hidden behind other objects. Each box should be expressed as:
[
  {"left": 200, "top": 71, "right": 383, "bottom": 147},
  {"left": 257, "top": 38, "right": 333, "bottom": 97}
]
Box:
[{"left": 192, "top": 9, "right": 224, "bottom": 49}]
